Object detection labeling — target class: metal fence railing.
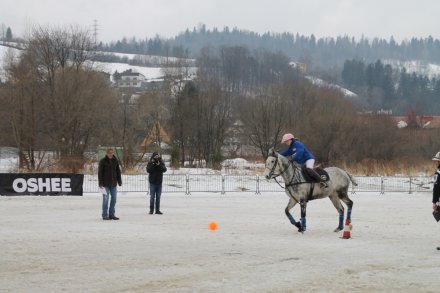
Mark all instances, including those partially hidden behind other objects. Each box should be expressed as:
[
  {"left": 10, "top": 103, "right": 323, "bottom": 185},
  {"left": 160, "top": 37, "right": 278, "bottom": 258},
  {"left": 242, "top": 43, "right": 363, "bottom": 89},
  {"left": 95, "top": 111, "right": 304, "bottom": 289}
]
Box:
[{"left": 83, "top": 175, "right": 434, "bottom": 194}]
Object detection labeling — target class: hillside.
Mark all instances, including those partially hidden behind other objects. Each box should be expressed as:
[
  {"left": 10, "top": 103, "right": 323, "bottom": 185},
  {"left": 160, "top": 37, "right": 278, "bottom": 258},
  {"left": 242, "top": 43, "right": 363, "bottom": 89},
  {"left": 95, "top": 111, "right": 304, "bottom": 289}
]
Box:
[
  {"left": 4, "top": 42, "right": 440, "bottom": 110},
  {"left": 102, "top": 27, "right": 440, "bottom": 71},
  {"left": 0, "top": 44, "right": 197, "bottom": 83}
]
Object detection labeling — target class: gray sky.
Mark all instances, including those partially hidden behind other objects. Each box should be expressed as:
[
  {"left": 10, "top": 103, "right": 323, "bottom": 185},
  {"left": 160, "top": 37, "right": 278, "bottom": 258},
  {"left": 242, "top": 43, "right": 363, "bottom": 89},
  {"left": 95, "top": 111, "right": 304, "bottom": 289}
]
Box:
[{"left": 1, "top": 0, "right": 438, "bottom": 43}]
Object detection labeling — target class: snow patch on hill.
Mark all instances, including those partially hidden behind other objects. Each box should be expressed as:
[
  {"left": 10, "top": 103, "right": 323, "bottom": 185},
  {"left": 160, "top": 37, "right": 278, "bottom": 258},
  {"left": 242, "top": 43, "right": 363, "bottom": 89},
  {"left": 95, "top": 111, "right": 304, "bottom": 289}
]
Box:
[
  {"left": 383, "top": 59, "right": 440, "bottom": 78},
  {"left": 0, "top": 44, "right": 197, "bottom": 83},
  {"left": 305, "top": 75, "right": 358, "bottom": 98},
  {"left": 96, "top": 51, "right": 195, "bottom": 65},
  {"left": 86, "top": 60, "right": 197, "bottom": 82}
]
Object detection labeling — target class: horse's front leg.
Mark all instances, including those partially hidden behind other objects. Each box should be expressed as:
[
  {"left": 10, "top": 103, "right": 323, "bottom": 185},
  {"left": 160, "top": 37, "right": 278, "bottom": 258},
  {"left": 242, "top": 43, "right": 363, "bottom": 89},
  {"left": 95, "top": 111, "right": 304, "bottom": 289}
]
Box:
[
  {"left": 300, "top": 199, "right": 307, "bottom": 232},
  {"left": 284, "top": 198, "right": 303, "bottom": 232}
]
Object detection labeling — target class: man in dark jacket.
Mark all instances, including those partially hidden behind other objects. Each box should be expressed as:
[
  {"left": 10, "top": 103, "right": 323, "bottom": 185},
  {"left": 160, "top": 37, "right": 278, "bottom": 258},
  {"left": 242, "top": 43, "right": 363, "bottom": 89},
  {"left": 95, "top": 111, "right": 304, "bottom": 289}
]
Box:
[
  {"left": 147, "top": 152, "right": 167, "bottom": 214},
  {"left": 433, "top": 153, "right": 440, "bottom": 209},
  {"left": 432, "top": 152, "right": 440, "bottom": 250},
  {"left": 98, "top": 149, "right": 122, "bottom": 220}
]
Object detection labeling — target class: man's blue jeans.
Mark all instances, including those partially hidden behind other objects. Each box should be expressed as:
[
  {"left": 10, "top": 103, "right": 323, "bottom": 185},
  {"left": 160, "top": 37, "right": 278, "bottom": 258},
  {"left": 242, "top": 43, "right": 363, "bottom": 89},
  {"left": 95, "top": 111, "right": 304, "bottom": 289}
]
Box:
[
  {"left": 149, "top": 184, "right": 162, "bottom": 212},
  {"left": 102, "top": 186, "right": 117, "bottom": 218}
]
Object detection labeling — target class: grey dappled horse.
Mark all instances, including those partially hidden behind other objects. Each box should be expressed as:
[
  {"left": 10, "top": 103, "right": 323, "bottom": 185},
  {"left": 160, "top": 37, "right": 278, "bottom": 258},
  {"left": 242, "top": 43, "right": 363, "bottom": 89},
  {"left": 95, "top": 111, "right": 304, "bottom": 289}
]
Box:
[{"left": 263, "top": 148, "right": 357, "bottom": 233}]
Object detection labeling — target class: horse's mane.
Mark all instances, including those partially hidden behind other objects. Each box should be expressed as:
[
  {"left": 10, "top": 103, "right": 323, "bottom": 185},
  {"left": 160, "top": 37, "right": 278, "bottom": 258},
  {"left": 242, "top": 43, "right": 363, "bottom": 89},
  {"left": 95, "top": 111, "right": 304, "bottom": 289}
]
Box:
[
  {"left": 276, "top": 152, "right": 289, "bottom": 163},
  {"left": 268, "top": 148, "right": 300, "bottom": 169},
  {"left": 276, "top": 152, "right": 302, "bottom": 170}
]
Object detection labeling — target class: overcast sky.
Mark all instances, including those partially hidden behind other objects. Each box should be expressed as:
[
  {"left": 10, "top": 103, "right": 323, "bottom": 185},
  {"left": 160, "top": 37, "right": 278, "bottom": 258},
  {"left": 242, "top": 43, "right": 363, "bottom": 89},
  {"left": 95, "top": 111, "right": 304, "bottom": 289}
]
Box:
[{"left": 1, "top": 0, "right": 438, "bottom": 43}]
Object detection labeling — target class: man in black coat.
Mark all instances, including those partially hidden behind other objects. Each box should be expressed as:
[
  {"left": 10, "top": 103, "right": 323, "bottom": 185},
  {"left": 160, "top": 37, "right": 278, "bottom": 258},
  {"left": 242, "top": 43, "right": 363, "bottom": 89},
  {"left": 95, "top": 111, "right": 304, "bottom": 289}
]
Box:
[
  {"left": 98, "top": 149, "right": 122, "bottom": 220},
  {"left": 147, "top": 152, "right": 167, "bottom": 214},
  {"left": 432, "top": 152, "right": 440, "bottom": 250}
]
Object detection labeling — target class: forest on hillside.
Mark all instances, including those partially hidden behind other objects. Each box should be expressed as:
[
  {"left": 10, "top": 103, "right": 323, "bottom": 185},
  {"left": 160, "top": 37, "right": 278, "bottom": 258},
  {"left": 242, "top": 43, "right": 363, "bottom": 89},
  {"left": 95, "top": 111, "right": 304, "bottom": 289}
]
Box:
[
  {"left": 102, "top": 25, "right": 440, "bottom": 70},
  {"left": 101, "top": 26, "right": 440, "bottom": 115},
  {"left": 342, "top": 59, "right": 440, "bottom": 114}
]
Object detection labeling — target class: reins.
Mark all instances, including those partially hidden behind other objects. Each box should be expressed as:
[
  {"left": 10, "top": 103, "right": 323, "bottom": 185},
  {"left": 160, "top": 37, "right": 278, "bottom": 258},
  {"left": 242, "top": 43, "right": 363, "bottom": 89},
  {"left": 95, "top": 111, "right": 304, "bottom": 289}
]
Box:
[
  {"left": 268, "top": 155, "right": 314, "bottom": 203},
  {"left": 269, "top": 156, "right": 308, "bottom": 188}
]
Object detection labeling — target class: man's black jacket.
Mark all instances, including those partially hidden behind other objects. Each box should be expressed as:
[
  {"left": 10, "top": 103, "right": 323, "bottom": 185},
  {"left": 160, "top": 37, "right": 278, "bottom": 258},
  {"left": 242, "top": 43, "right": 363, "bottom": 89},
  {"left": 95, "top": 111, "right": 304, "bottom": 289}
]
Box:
[
  {"left": 98, "top": 156, "right": 122, "bottom": 187},
  {"left": 147, "top": 159, "right": 167, "bottom": 185}
]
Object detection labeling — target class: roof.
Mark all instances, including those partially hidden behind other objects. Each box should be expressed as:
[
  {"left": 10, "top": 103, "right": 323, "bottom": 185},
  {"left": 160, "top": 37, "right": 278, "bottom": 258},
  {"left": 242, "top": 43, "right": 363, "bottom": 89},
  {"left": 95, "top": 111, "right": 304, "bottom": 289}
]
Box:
[{"left": 121, "top": 72, "right": 145, "bottom": 77}]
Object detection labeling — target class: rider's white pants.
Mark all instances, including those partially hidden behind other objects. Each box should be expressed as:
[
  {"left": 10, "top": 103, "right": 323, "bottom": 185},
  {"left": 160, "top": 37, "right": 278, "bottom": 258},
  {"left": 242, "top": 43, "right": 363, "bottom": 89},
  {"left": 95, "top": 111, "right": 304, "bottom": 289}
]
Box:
[{"left": 305, "top": 159, "right": 315, "bottom": 169}]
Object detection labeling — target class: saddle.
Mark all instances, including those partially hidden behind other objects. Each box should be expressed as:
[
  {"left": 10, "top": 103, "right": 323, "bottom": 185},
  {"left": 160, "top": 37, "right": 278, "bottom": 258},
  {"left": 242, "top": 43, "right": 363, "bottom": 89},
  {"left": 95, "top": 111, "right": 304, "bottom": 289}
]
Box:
[{"left": 301, "top": 166, "right": 330, "bottom": 183}]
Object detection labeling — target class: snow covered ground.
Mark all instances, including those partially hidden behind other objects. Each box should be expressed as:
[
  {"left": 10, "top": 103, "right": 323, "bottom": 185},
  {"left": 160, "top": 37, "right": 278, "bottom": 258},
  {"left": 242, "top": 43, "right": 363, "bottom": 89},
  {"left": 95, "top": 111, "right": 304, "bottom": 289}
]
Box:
[
  {"left": 383, "top": 59, "right": 440, "bottom": 79},
  {"left": 86, "top": 60, "right": 197, "bottom": 82},
  {"left": 305, "top": 75, "right": 359, "bottom": 98},
  {"left": 1, "top": 192, "right": 439, "bottom": 292},
  {"left": 0, "top": 44, "right": 21, "bottom": 81},
  {"left": 0, "top": 147, "right": 19, "bottom": 173},
  {"left": 95, "top": 51, "right": 195, "bottom": 66},
  {"left": 0, "top": 44, "right": 197, "bottom": 83}
]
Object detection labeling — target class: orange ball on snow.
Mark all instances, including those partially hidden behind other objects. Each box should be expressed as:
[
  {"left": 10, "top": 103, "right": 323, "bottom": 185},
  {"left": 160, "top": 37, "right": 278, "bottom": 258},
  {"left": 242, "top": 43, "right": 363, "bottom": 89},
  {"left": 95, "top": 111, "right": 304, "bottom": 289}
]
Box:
[{"left": 208, "top": 221, "right": 218, "bottom": 230}]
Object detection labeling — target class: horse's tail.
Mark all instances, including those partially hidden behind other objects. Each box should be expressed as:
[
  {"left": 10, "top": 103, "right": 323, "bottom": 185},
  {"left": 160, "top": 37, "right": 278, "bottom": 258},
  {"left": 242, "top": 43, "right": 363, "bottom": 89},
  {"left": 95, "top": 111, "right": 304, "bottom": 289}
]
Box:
[{"left": 346, "top": 171, "right": 358, "bottom": 186}]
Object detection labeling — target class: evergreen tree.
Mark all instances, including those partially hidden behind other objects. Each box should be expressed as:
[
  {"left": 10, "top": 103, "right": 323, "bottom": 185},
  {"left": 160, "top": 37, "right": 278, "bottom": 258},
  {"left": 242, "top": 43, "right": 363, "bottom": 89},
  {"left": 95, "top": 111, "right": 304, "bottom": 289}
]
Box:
[
  {"left": 342, "top": 59, "right": 365, "bottom": 88},
  {"left": 382, "top": 64, "right": 395, "bottom": 107},
  {"left": 5, "top": 27, "right": 12, "bottom": 41}
]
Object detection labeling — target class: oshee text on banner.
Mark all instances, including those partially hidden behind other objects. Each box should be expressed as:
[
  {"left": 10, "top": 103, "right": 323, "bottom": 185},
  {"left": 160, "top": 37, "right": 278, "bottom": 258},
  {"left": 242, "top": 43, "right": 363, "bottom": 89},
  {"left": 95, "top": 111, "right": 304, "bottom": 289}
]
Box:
[{"left": 0, "top": 173, "right": 84, "bottom": 196}]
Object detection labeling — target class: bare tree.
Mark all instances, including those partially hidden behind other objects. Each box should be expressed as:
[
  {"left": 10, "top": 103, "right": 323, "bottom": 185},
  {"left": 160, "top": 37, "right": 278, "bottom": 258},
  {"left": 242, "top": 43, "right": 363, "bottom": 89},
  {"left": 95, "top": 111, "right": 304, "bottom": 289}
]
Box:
[
  {"left": 107, "top": 86, "right": 169, "bottom": 170},
  {"left": 240, "top": 85, "right": 290, "bottom": 159},
  {"left": 2, "top": 50, "right": 44, "bottom": 170},
  {"left": 1, "top": 25, "right": 115, "bottom": 171},
  {"left": 197, "top": 84, "right": 232, "bottom": 168},
  {"left": 169, "top": 81, "right": 198, "bottom": 166},
  {"left": 161, "top": 56, "right": 199, "bottom": 166}
]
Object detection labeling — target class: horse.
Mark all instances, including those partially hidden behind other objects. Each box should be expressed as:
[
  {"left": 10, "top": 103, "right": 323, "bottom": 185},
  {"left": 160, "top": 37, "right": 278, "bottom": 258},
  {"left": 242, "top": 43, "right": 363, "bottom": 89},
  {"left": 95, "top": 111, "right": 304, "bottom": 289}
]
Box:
[{"left": 263, "top": 148, "right": 357, "bottom": 233}]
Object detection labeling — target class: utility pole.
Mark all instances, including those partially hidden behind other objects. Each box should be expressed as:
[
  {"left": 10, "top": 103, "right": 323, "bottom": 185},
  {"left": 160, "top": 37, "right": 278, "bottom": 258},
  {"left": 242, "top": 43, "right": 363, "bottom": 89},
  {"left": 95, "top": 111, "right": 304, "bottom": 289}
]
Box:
[{"left": 93, "top": 20, "right": 98, "bottom": 47}]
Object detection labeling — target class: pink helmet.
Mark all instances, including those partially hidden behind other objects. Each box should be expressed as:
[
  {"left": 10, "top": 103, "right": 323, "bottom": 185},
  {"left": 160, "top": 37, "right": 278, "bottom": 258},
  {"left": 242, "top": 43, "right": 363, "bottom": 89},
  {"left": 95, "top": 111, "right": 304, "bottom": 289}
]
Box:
[{"left": 281, "top": 133, "right": 295, "bottom": 143}]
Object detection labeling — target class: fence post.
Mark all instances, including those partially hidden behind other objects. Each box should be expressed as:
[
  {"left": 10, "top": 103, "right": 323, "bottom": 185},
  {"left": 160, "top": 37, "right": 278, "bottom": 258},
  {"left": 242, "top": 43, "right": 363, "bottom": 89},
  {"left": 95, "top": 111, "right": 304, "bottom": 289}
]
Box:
[
  {"left": 380, "top": 177, "right": 384, "bottom": 195},
  {"left": 256, "top": 175, "right": 260, "bottom": 195},
  {"left": 409, "top": 176, "right": 412, "bottom": 194},
  {"left": 185, "top": 174, "right": 190, "bottom": 195},
  {"left": 221, "top": 175, "right": 225, "bottom": 194}
]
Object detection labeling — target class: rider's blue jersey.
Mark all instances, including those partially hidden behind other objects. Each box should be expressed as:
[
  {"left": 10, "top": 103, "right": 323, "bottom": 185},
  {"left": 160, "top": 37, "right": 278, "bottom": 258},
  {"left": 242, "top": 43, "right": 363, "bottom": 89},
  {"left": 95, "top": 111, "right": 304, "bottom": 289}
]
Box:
[{"left": 280, "top": 140, "right": 314, "bottom": 164}]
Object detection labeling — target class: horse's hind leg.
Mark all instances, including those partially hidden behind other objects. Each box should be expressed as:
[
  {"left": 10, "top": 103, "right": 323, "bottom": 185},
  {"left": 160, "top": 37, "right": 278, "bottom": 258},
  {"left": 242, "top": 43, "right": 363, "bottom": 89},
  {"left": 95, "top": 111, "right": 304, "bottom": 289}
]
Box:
[
  {"left": 329, "top": 193, "right": 345, "bottom": 232},
  {"left": 339, "top": 190, "right": 353, "bottom": 223},
  {"left": 285, "top": 198, "right": 303, "bottom": 232}
]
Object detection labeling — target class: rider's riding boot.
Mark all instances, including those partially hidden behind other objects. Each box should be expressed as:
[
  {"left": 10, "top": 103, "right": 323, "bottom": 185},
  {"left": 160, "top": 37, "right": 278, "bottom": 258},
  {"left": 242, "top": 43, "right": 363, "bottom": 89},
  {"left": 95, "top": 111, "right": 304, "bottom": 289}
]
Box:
[{"left": 306, "top": 168, "right": 328, "bottom": 188}]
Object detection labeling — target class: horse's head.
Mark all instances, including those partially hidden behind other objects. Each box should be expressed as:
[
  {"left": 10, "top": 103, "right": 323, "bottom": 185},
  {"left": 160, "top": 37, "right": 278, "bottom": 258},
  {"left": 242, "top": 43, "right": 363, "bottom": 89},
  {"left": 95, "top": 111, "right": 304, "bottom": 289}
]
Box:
[{"left": 263, "top": 148, "right": 280, "bottom": 180}]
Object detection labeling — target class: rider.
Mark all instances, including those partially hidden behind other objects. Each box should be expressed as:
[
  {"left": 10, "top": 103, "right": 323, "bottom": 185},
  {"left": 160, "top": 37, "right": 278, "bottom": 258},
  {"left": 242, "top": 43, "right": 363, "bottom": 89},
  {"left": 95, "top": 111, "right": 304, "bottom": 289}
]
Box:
[{"left": 280, "top": 133, "right": 327, "bottom": 188}]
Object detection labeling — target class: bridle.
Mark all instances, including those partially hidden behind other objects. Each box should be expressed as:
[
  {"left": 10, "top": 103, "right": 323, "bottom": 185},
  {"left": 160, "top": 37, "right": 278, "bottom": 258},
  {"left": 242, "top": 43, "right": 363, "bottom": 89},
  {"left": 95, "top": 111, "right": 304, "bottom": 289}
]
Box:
[
  {"left": 266, "top": 154, "right": 309, "bottom": 188},
  {"left": 267, "top": 155, "right": 287, "bottom": 179}
]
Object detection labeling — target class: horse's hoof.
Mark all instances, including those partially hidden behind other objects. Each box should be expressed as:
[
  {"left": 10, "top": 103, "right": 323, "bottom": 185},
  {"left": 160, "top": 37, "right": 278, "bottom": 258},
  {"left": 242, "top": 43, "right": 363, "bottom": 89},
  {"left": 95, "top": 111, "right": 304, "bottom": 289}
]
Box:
[{"left": 295, "top": 222, "right": 304, "bottom": 233}]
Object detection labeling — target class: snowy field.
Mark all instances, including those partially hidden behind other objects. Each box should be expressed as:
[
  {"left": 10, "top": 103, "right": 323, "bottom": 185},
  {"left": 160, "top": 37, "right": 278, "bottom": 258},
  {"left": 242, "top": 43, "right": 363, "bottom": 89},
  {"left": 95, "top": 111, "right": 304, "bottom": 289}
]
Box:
[
  {"left": 1, "top": 192, "right": 439, "bottom": 292},
  {"left": 0, "top": 147, "right": 19, "bottom": 173},
  {"left": 0, "top": 44, "right": 197, "bottom": 84},
  {"left": 86, "top": 60, "right": 197, "bottom": 83}
]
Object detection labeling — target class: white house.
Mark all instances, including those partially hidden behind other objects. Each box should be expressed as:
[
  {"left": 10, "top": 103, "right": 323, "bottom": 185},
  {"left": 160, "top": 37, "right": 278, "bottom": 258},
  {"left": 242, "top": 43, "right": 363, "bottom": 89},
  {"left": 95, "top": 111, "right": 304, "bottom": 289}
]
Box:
[{"left": 118, "top": 70, "right": 146, "bottom": 89}]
